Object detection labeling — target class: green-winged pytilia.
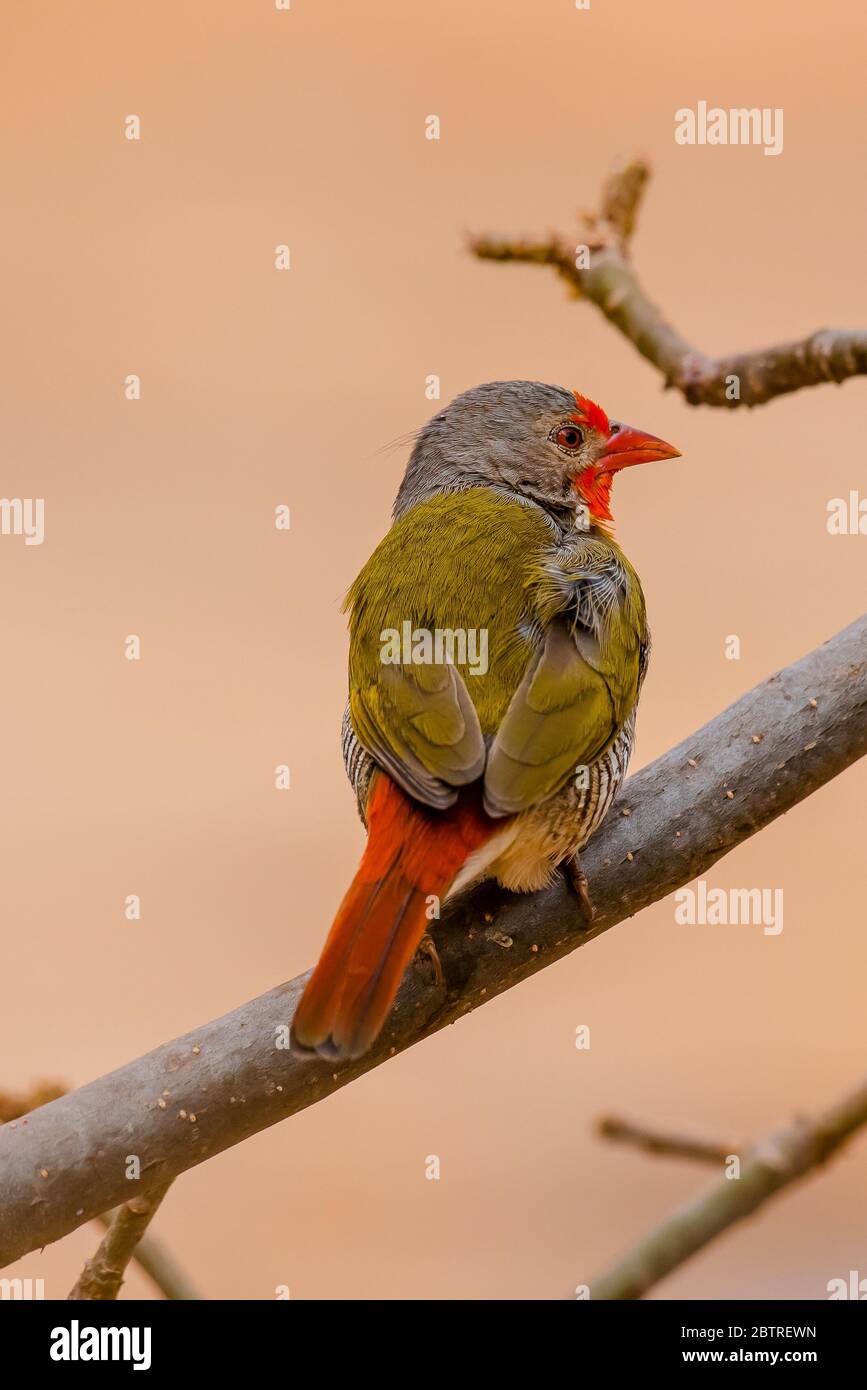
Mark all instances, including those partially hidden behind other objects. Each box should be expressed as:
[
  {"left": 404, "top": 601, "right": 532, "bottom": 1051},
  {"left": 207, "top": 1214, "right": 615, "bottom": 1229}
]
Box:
[{"left": 292, "top": 381, "right": 681, "bottom": 1059}]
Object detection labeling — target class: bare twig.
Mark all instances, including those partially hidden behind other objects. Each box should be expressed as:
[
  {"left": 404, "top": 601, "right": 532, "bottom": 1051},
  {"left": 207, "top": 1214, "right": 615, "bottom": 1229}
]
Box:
[
  {"left": 597, "top": 1114, "right": 735, "bottom": 1166},
  {"left": 0, "top": 614, "right": 864, "bottom": 1267},
  {"left": 470, "top": 157, "right": 867, "bottom": 408},
  {"left": 93, "top": 1210, "right": 200, "bottom": 1301},
  {"left": 68, "top": 1182, "right": 173, "bottom": 1300},
  {"left": 589, "top": 1075, "right": 867, "bottom": 1299}
]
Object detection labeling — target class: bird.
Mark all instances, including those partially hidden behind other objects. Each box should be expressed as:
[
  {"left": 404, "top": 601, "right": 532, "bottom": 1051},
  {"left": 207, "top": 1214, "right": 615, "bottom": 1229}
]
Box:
[{"left": 291, "top": 381, "right": 681, "bottom": 1061}]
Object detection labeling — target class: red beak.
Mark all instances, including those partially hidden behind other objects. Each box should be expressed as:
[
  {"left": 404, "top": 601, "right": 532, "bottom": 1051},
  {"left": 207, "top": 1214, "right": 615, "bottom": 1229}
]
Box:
[{"left": 598, "top": 423, "right": 682, "bottom": 472}]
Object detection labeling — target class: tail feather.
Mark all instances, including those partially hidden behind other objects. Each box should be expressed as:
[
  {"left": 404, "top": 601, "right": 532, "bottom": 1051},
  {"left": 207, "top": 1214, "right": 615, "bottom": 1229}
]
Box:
[{"left": 292, "top": 775, "right": 492, "bottom": 1060}]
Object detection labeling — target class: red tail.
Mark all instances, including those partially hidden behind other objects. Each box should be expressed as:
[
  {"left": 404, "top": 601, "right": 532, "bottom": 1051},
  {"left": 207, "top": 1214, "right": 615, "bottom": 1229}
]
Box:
[{"left": 292, "top": 775, "right": 493, "bottom": 1060}]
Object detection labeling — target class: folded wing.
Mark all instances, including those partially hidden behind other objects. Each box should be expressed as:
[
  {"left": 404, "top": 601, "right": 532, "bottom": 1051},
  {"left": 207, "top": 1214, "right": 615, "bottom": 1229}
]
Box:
[
  {"left": 483, "top": 617, "right": 619, "bottom": 817},
  {"left": 350, "top": 658, "right": 486, "bottom": 809}
]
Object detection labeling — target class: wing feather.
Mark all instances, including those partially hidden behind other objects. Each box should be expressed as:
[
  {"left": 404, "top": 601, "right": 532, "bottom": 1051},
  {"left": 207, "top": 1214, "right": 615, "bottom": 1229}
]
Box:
[
  {"left": 483, "top": 618, "right": 617, "bottom": 817},
  {"left": 350, "top": 660, "right": 485, "bottom": 809}
]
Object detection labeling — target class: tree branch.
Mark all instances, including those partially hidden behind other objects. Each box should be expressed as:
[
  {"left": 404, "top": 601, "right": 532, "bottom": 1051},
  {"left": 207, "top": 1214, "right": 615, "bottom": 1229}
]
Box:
[
  {"left": 1, "top": 615, "right": 864, "bottom": 1267},
  {"left": 597, "top": 1114, "right": 735, "bottom": 1166},
  {"left": 588, "top": 1074, "right": 867, "bottom": 1299},
  {"left": 68, "top": 1182, "right": 173, "bottom": 1301},
  {"left": 470, "top": 158, "right": 867, "bottom": 408},
  {"left": 2, "top": 1082, "right": 199, "bottom": 1299}
]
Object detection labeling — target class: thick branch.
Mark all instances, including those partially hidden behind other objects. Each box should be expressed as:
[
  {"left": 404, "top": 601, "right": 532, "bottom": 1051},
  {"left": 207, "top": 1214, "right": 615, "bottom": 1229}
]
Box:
[
  {"left": 68, "top": 1181, "right": 173, "bottom": 1300},
  {"left": 470, "top": 158, "right": 867, "bottom": 407},
  {"left": 589, "top": 1075, "right": 867, "bottom": 1299},
  {"left": 1, "top": 615, "right": 865, "bottom": 1267},
  {"left": 597, "top": 1114, "right": 735, "bottom": 1166},
  {"left": 2, "top": 1082, "right": 199, "bottom": 1299}
]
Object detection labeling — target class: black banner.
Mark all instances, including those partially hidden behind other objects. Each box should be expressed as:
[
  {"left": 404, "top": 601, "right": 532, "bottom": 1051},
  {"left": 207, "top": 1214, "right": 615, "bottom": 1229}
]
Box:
[{"left": 4, "top": 1298, "right": 863, "bottom": 1375}]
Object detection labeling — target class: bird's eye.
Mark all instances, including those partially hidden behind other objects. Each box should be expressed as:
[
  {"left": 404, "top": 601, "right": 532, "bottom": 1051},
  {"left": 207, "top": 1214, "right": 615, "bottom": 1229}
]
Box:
[{"left": 552, "top": 424, "right": 584, "bottom": 452}]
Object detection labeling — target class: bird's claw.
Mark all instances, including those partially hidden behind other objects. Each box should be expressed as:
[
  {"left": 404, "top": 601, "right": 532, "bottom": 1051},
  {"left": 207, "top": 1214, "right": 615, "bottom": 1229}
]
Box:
[
  {"left": 563, "top": 854, "right": 596, "bottom": 927},
  {"left": 416, "top": 933, "right": 445, "bottom": 987}
]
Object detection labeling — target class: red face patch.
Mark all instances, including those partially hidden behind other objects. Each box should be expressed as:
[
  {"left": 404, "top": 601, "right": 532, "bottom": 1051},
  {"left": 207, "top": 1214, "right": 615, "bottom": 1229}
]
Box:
[
  {"left": 574, "top": 465, "right": 614, "bottom": 524},
  {"left": 570, "top": 391, "right": 610, "bottom": 436}
]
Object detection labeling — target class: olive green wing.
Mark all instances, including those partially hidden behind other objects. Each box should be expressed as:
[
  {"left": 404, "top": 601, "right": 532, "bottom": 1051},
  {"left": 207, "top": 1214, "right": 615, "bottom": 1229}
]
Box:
[
  {"left": 344, "top": 488, "right": 549, "bottom": 810},
  {"left": 482, "top": 617, "right": 621, "bottom": 817},
  {"left": 349, "top": 658, "right": 485, "bottom": 810}
]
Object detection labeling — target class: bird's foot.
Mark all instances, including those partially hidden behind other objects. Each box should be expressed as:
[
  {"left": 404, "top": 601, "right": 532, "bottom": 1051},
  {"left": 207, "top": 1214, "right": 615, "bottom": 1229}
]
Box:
[
  {"left": 563, "top": 853, "right": 596, "bottom": 926},
  {"left": 416, "top": 933, "right": 445, "bottom": 987}
]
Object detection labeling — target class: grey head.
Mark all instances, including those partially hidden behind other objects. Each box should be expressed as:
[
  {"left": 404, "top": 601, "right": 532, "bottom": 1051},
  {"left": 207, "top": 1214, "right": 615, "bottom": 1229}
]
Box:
[{"left": 392, "top": 380, "right": 616, "bottom": 530}]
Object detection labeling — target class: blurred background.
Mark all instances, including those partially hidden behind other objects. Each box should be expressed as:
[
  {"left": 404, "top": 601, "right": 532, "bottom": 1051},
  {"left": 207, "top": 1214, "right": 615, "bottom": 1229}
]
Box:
[{"left": 1, "top": 0, "right": 865, "bottom": 1299}]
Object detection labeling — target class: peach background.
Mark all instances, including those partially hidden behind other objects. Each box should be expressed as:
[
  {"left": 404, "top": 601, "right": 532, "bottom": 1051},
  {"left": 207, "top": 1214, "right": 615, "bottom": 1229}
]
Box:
[{"left": 1, "top": 0, "right": 865, "bottom": 1299}]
